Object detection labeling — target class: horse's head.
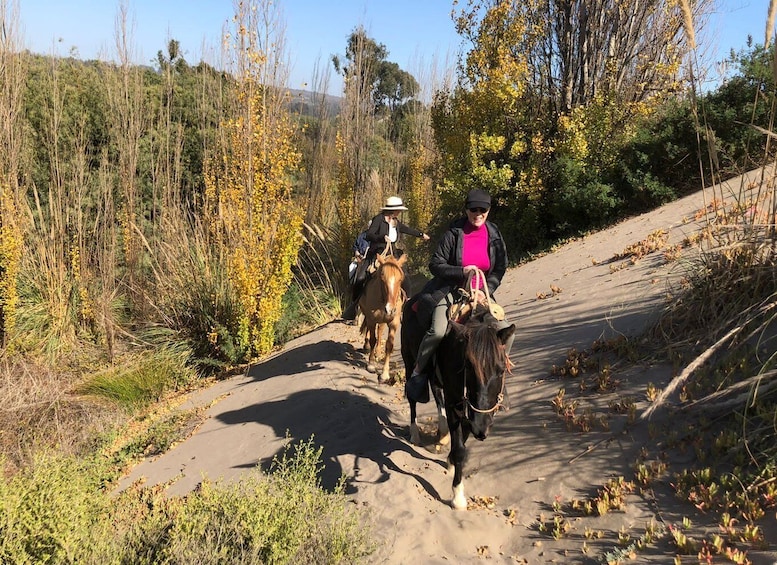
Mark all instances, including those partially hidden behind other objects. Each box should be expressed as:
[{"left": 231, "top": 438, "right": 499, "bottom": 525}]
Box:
[
  {"left": 375, "top": 254, "right": 407, "bottom": 317},
  {"left": 450, "top": 306, "right": 515, "bottom": 440}
]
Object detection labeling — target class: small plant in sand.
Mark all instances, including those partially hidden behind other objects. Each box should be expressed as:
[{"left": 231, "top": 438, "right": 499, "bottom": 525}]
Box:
[
  {"left": 601, "top": 520, "right": 667, "bottom": 565},
  {"left": 594, "top": 363, "right": 615, "bottom": 391},
  {"left": 669, "top": 519, "right": 698, "bottom": 555},
  {"left": 663, "top": 243, "right": 684, "bottom": 262},
  {"left": 552, "top": 388, "right": 578, "bottom": 419},
  {"left": 551, "top": 347, "right": 585, "bottom": 377},
  {"left": 633, "top": 459, "right": 668, "bottom": 488},
  {"left": 608, "top": 396, "right": 636, "bottom": 418},
  {"left": 614, "top": 229, "right": 670, "bottom": 261},
  {"left": 645, "top": 381, "right": 660, "bottom": 402},
  {"left": 584, "top": 526, "right": 604, "bottom": 540},
  {"left": 592, "top": 476, "right": 635, "bottom": 516},
  {"left": 552, "top": 515, "right": 571, "bottom": 539},
  {"left": 536, "top": 513, "right": 572, "bottom": 539}
]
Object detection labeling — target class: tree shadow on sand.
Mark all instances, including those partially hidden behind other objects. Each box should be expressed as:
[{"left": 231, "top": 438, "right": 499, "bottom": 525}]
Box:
[{"left": 216, "top": 376, "right": 448, "bottom": 501}]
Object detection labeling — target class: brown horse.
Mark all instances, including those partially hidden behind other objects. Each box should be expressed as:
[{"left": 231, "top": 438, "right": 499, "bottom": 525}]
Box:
[{"left": 358, "top": 253, "right": 407, "bottom": 383}]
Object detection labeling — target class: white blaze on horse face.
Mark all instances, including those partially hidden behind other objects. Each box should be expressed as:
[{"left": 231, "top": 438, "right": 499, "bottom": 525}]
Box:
[{"left": 384, "top": 276, "right": 401, "bottom": 315}]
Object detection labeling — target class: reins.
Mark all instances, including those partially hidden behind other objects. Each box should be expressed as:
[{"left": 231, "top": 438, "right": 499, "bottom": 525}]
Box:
[
  {"left": 380, "top": 240, "right": 394, "bottom": 258},
  {"left": 459, "top": 267, "right": 508, "bottom": 415},
  {"left": 373, "top": 242, "right": 404, "bottom": 305}
]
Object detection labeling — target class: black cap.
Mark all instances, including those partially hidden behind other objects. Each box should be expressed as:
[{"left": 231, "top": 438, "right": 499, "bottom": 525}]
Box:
[{"left": 465, "top": 189, "right": 491, "bottom": 210}]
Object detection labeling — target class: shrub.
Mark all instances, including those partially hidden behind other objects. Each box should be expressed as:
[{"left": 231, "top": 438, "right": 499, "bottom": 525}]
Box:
[
  {"left": 0, "top": 452, "right": 114, "bottom": 564},
  {"left": 549, "top": 156, "right": 620, "bottom": 235},
  {"left": 0, "top": 437, "right": 374, "bottom": 564},
  {"left": 117, "top": 437, "right": 374, "bottom": 564},
  {"left": 78, "top": 344, "right": 197, "bottom": 411}
]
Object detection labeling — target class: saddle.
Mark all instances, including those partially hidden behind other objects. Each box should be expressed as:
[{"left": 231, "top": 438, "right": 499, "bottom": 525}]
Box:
[{"left": 412, "top": 269, "right": 505, "bottom": 327}]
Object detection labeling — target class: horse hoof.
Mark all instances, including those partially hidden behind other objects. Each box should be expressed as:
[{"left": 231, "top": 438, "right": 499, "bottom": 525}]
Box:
[
  {"left": 451, "top": 484, "right": 467, "bottom": 510},
  {"left": 409, "top": 424, "right": 421, "bottom": 445}
]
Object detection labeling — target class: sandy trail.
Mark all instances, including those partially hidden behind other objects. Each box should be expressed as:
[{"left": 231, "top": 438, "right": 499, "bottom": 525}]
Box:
[{"left": 119, "top": 169, "right": 777, "bottom": 564}]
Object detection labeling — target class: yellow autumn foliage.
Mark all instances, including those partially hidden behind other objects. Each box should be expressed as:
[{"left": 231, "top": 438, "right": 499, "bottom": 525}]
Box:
[
  {"left": 205, "top": 86, "right": 304, "bottom": 357},
  {"left": 556, "top": 95, "right": 659, "bottom": 172},
  {"left": 0, "top": 184, "right": 21, "bottom": 342}
]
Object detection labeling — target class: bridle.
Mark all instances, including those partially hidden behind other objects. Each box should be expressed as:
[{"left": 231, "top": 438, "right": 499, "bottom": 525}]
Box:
[
  {"left": 465, "top": 361, "right": 508, "bottom": 415},
  {"left": 376, "top": 250, "right": 404, "bottom": 305}
]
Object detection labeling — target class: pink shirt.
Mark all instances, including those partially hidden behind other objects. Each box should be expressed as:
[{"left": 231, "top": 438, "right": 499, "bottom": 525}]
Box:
[{"left": 462, "top": 222, "right": 490, "bottom": 289}]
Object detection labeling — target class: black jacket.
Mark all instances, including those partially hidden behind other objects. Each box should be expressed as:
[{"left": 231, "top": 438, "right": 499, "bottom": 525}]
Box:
[
  {"left": 365, "top": 213, "right": 424, "bottom": 258},
  {"left": 422, "top": 218, "right": 507, "bottom": 300}
]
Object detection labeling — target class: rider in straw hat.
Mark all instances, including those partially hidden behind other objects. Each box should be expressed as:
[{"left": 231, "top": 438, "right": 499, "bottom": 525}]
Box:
[{"left": 343, "top": 196, "right": 430, "bottom": 320}]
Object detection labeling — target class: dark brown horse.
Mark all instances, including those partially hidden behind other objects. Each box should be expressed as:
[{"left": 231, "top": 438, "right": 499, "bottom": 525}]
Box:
[
  {"left": 401, "top": 299, "right": 515, "bottom": 509},
  {"left": 359, "top": 253, "right": 407, "bottom": 383}
]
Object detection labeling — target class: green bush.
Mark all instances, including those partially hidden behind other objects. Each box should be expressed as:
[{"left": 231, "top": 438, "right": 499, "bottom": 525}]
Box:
[
  {"left": 0, "top": 438, "right": 374, "bottom": 564},
  {"left": 165, "top": 257, "right": 249, "bottom": 373},
  {"left": 78, "top": 344, "right": 197, "bottom": 411},
  {"left": 0, "top": 452, "right": 114, "bottom": 564},
  {"left": 274, "top": 282, "right": 339, "bottom": 344},
  {"left": 156, "top": 438, "right": 373, "bottom": 564},
  {"left": 548, "top": 156, "right": 620, "bottom": 235}
]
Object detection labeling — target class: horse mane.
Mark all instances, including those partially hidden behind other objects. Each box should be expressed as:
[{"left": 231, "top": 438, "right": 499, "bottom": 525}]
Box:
[{"left": 463, "top": 305, "right": 505, "bottom": 384}]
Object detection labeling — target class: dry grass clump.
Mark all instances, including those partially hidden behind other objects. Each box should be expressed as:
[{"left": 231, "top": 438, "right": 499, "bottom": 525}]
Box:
[{"left": 0, "top": 356, "right": 122, "bottom": 475}]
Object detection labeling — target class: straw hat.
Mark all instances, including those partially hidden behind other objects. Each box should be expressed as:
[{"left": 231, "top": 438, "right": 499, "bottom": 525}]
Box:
[{"left": 382, "top": 196, "right": 408, "bottom": 211}]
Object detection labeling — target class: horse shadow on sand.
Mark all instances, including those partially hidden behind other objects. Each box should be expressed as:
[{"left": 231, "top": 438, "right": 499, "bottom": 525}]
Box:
[
  {"left": 238, "top": 334, "right": 388, "bottom": 384},
  {"left": 215, "top": 333, "right": 448, "bottom": 501}
]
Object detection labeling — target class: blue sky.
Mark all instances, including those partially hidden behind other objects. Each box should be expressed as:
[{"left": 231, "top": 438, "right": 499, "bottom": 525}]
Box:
[{"left": 17, "top": 0, "right": 772, "bottom": 95}]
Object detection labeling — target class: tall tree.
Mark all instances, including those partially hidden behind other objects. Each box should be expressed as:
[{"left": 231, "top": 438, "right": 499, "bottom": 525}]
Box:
[
  {"left": 432, "top": 0, "right": 712, "bottom": 254},
  {"left": 332, "top": 27, "right": 421, "bottom": 245},
  {"left": 455, "top": 0, "right": 710, "bottom": 114},
  {"left": 332, "top": 26, "right": 380, "bottom": 231}
]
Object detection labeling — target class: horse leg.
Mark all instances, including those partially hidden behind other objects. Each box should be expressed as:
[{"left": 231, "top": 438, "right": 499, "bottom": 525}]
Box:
[
  {"left": 432, "top": 386, "right": 451, "bottom": 445},
  {"left": 374, "top": 323, "right": 384, "bottom": 363},
  {"left": 409, "top": 399, "right": 420, "bottom": 445},
  {"left": 366, "top": 325, "right": 379, "bottom": 372},
  {"left": 446, "top": 415, "right": 468, "bottom": 510},
  {"left": 379, "top": 323, "right": 395, "bottom": 383}
]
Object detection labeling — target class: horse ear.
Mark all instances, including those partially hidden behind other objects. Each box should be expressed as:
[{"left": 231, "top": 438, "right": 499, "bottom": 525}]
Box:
[
  {"left": 396, "top": 254, "right": 408, "bottom": 267},
  {"left": 376, "top": 254, "right": 386, "bottom": 265},
  {"left": 497, "top": 324, "right": 516, "bottom": 346}
]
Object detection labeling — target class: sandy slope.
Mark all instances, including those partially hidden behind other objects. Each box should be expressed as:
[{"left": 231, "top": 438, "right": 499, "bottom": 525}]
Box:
[{"left": 118, "top": 169, "right": 777, "bottom": 564}]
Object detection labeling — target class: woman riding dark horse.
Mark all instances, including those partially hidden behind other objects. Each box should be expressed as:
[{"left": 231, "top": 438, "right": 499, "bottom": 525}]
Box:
[
  {"left": 407, "top": 188, "right": 515, "bottom": 396},
  {"left": 401, "top": 187, "right": 516, "bottom": 509},
  {"left": 402, "top": 297, "right": 515, "bottom": 508}
]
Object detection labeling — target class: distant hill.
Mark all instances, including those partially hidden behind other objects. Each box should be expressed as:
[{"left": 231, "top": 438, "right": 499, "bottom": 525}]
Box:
[{"left": 287, "top": 88, "right": 342, "bottom": 117}]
